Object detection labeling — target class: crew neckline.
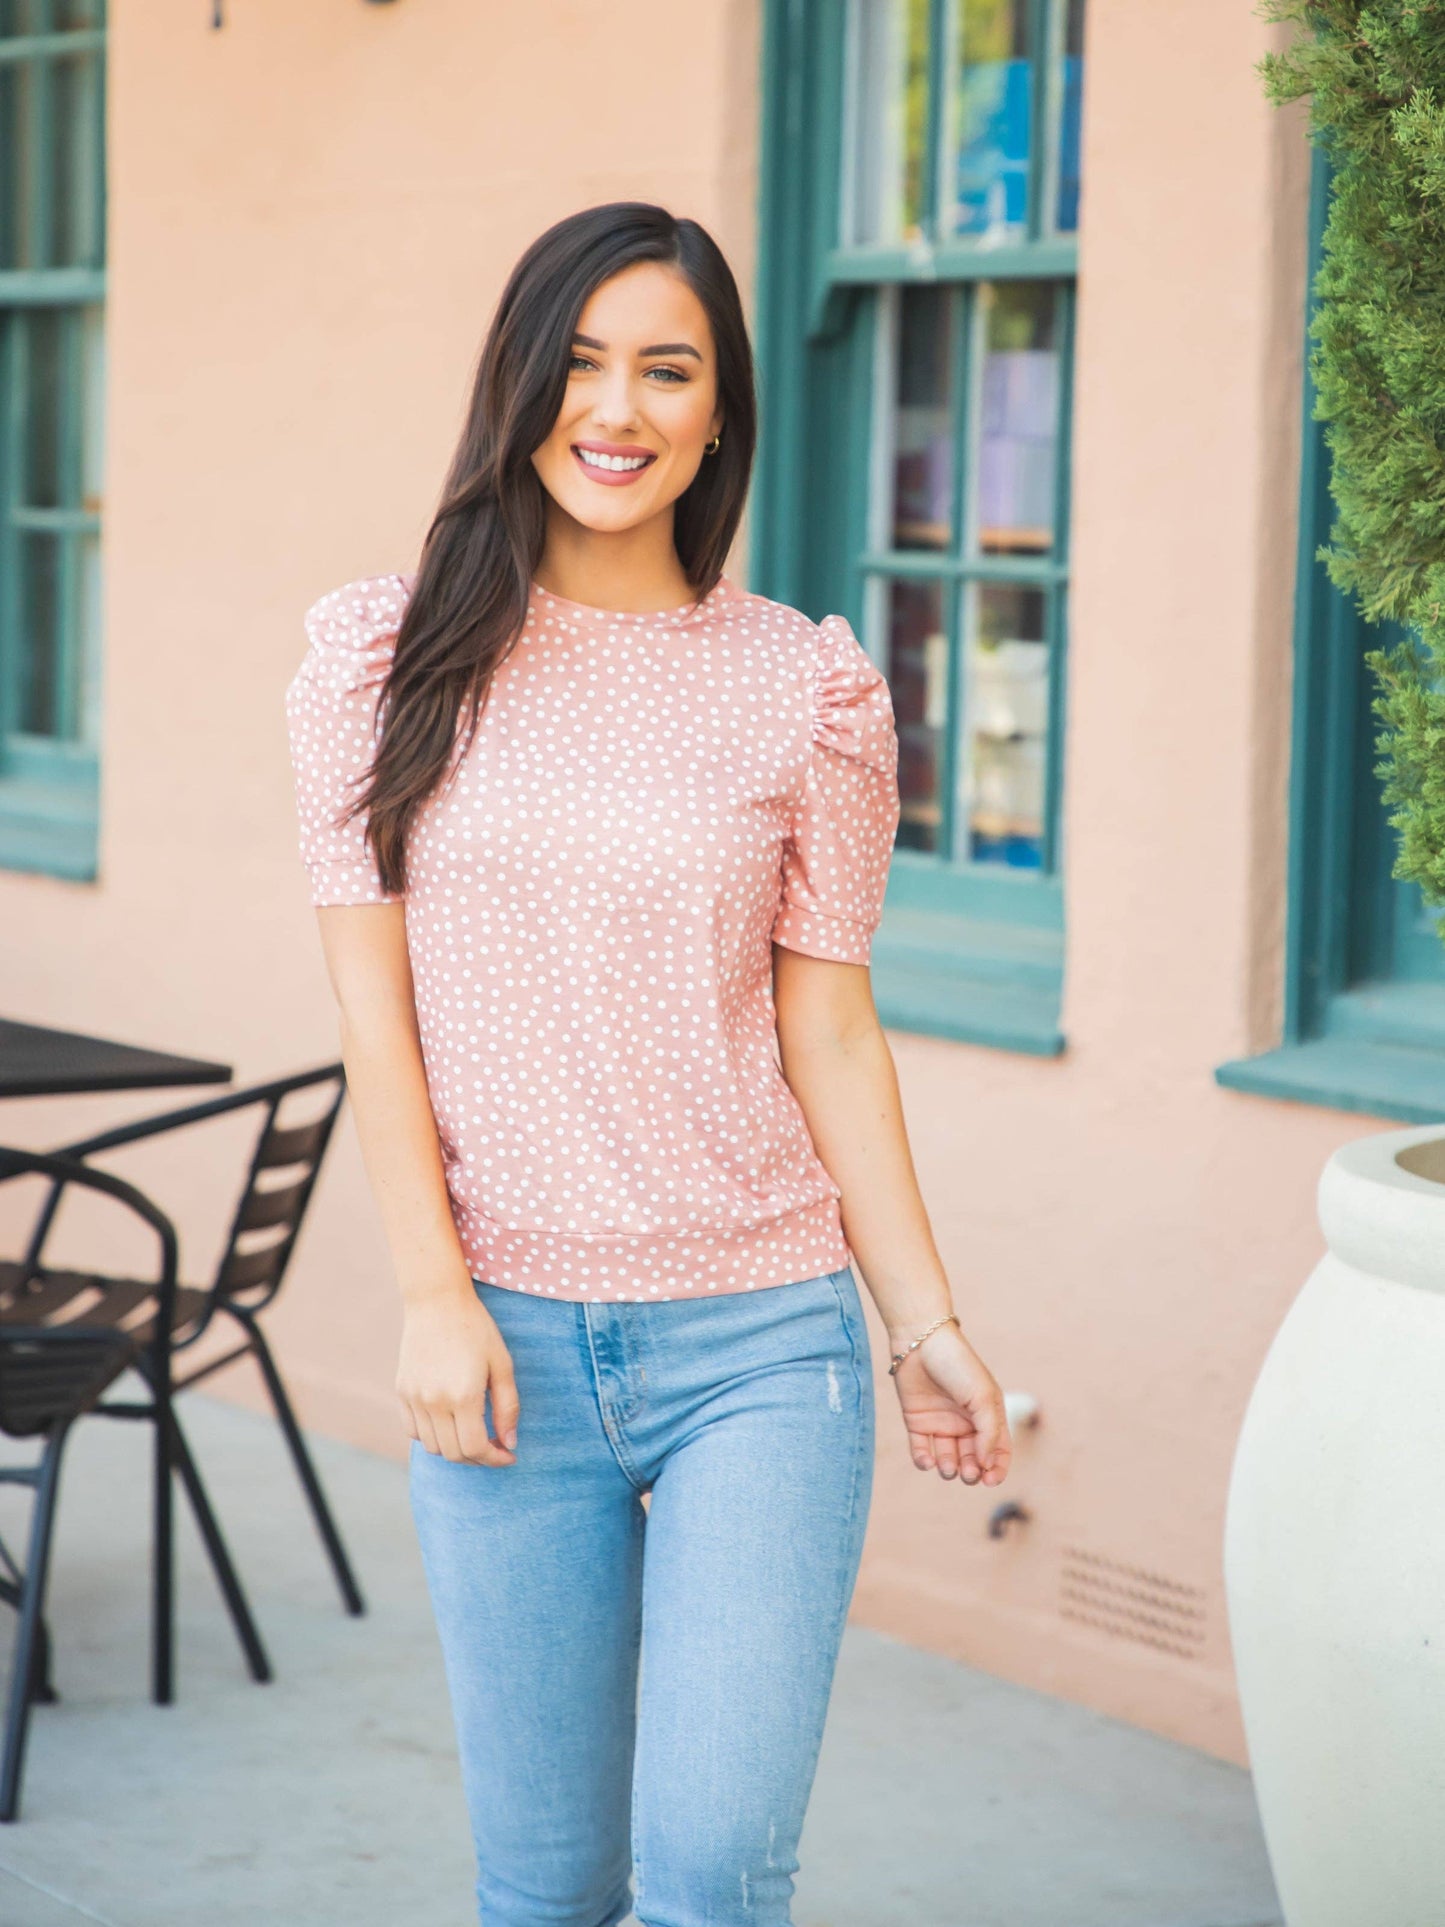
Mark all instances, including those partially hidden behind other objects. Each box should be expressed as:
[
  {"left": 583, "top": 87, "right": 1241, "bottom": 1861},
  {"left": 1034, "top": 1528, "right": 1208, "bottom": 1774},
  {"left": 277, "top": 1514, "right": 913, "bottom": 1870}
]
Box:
[
  {"left": 390, "top": 570, "right": 736, "bottom": 630},
  {"left": 528, "top": 574, "right": 735, "bottom": 628}
]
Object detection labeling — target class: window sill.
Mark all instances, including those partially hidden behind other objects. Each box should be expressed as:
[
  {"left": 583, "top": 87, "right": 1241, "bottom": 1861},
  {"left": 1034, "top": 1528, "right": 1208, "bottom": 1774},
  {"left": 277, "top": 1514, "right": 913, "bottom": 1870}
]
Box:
[
  {"left": 869, "top": 907, "right": 1065, "bottom": 1056},
  {"left": 1215, "top": 1034, "right": 1445, "bottom": 1125},
  {"left": 0, "top": 768, "right": 99, "bottom": 882}
]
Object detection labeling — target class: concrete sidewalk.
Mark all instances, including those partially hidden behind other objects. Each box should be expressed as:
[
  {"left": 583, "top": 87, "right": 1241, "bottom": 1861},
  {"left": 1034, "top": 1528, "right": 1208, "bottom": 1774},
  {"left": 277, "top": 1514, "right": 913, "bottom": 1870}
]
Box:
[{"left": 0, "top": 1389, "right": 1281, "bottom": 1927}]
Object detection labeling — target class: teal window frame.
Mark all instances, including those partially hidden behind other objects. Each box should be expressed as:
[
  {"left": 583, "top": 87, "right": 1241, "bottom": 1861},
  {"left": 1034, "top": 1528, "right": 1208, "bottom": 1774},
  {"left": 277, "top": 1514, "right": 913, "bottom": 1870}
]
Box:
[
  {"left": 0, "top": 3, "right": 106, "bottom": 883},
  {"left": 753, "top": 0, "right": 1078, "bottom": 1055},
  {"left": 1216, "top": 146, "right": 1445, "bottom": 1123}
]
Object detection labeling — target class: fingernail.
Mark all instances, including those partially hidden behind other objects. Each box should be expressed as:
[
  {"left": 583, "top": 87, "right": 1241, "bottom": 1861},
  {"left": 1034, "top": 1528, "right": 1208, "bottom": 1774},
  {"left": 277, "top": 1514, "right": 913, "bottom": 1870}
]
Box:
[{"left": 503, "top": 1429, "right": 517, "bottom": 1450}]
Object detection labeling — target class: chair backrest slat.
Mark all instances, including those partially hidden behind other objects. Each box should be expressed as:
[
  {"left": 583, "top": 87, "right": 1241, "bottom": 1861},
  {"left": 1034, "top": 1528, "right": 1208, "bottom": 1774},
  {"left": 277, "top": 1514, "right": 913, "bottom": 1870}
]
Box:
[
  {"left": 208, "top": 1073, "right": 346, "bottom": 1317},
  {"left": 238, "top": 1176, "right": 311, "bottom": 1232},
  {"left": 257, "top": 1116, "right": 331, "bottom": 1169},
  {"left": 218, "top": 1243, "right": 285, "bottom": 1294}
]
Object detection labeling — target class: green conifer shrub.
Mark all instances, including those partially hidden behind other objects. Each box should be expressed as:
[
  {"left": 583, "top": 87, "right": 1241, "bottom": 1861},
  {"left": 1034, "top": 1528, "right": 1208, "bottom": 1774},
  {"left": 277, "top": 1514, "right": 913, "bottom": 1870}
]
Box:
[{"left": 1259, "top": 4, "right": 1445, "bottom": 917}]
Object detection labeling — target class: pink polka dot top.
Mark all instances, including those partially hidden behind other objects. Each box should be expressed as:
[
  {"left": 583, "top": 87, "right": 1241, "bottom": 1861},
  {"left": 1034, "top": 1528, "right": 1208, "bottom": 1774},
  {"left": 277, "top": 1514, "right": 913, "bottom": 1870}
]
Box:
[{"left": 284, "top": 570, "right": 901, "bottom": 1303}]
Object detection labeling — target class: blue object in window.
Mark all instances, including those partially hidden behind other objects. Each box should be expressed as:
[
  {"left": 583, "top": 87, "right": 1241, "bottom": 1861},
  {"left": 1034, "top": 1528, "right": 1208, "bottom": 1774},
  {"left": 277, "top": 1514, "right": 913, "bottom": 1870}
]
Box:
[
  {"left": 971, "top": 831, "right": 1044, "bottom": 869},
  {"left": 954, "top": 57, "right": 1032, "bottom": 238},
  {"left": 1055, "top": 53, "right": 1083, "bottom": 232}
]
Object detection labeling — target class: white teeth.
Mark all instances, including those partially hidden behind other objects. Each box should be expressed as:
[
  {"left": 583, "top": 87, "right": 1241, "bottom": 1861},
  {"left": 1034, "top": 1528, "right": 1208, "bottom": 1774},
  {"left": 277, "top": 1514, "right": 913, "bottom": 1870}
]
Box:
[{"left": 576, "top": 448, "right": 650, "bottom": 472}]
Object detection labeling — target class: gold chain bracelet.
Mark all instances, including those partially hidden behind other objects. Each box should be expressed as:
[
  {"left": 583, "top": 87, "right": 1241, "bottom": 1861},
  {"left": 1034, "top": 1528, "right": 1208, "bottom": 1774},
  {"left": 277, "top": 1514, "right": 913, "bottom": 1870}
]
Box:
[{"left": 887, "top": 1312, "right": 960, "bottom": 1376}]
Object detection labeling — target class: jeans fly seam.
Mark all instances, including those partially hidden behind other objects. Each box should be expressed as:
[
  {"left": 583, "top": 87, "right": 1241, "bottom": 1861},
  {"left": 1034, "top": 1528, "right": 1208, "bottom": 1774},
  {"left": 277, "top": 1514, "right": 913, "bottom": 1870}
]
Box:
[{"left": 580, "top": 1305, "right": 648, "bottom": 1493}]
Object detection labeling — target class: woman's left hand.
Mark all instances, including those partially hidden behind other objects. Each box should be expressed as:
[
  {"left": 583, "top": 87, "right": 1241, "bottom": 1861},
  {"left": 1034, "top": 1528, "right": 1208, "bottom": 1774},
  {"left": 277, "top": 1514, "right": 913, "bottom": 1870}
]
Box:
[{"left": 890, "top": 1323, "right": 1011, "bottom": 1486}]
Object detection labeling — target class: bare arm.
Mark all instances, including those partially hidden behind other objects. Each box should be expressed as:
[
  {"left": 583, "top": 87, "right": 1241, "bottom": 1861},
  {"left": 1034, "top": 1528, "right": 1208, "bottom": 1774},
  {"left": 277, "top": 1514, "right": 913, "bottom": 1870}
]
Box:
[
  {"left": 314, "top": 903, "right": 519, "bottom": 1466},
  {"left": 772, "top": 943, "right": 1011, "bottom": 1488}
]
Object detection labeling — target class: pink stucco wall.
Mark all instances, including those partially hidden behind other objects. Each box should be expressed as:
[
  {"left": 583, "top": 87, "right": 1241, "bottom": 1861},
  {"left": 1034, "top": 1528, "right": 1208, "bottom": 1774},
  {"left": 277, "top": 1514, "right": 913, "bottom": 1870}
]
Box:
[{"left": 0, "top": 0, "right": 1368, "bottom": 1765}]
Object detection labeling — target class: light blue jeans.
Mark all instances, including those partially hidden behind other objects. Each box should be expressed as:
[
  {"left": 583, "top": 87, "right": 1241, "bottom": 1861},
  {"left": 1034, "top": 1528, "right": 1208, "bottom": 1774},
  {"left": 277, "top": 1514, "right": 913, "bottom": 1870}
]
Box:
[{"left": 407, "top": 1263, "right": 875, "bottom": 1927}]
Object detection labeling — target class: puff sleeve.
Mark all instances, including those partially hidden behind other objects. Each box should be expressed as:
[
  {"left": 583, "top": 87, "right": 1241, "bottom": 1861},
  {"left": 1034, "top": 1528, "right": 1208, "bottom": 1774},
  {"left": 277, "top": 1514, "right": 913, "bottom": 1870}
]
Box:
[
  {"left": 283, "top": 574, "right": 411, "bottom": 907},
  {"left": 770, "top": 613, "right": 901, "bottom": 965}
]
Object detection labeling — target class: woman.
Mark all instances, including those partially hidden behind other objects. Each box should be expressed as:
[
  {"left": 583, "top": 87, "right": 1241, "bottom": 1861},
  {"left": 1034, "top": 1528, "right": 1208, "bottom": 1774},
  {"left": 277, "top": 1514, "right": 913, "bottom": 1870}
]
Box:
[{"left": 285, "top": 201, "right": 1011, "bottom": 1927}]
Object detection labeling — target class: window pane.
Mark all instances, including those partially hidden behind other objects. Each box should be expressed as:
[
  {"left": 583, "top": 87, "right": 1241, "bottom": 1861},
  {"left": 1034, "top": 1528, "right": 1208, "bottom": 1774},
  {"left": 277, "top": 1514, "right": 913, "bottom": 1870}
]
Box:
[
  {"left": 0, "top": 61, "right": 14, "bottom": 269},
  {"left": 0, "top": 53, "right": 42, "bottom": 270},
  {"left": 52, "top": 49, "right": 103, "bottom": 268},
  {"left": 945, "top": 0, "right": 1032, "bottom": 242},
  {"left": 882, "top": 577, "right": 949, "bottom": 853},
  {"left": 889, "top": 285, "right": 956, "bottom": 550},
  {"left": 18, "top": 532, "right": 62, "bottom": 736},
  {"left": 847, "top": 0, "right": 931, "bottom": 247},
  {"left": 1050, "top": 0, "right": 1084, "bottom": 233},
  {"left": 970, "top": 280, "right": 1061, "bottom": 555},
  {"left": 964, "top": 582, "right": 1049, "bottom": 866},
  {"left": 23, "top": 308, "right": 63, "bottom": 507},
  {"left": 79, "top": 296, "right": 103, "bottom": 509},
  {"left": 0, "top": 3, "right": 50, "bottom": 37}
]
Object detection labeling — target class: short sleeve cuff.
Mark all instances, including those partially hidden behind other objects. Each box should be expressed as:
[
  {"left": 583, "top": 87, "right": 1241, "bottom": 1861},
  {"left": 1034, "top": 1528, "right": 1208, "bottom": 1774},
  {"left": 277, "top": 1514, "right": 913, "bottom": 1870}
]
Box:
[
  {"left": 304, "top": 858, "right": 404, "bottom": 908},
  {"left": 770, "top": 901, "right": 876, "bottom": 965}
]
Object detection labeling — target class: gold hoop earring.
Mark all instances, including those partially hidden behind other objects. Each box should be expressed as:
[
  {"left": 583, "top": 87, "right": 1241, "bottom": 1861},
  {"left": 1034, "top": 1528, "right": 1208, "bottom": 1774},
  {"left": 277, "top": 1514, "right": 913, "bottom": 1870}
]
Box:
[{"left": 704, "top": 434, "right": 722, "bottom": 456}]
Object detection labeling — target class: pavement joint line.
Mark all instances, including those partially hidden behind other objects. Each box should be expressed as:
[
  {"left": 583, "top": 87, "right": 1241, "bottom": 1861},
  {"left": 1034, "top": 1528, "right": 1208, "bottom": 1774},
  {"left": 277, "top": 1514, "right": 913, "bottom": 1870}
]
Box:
[{"left": 0, "top": 1860, "right": 121, "bottom": 1926}]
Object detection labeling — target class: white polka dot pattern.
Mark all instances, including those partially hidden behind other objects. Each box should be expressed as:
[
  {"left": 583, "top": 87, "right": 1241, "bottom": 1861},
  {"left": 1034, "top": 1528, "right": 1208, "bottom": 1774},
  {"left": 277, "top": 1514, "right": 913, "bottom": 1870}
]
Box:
[{"left": 284, "top": 571, "right": 900, "bottom": 1302}]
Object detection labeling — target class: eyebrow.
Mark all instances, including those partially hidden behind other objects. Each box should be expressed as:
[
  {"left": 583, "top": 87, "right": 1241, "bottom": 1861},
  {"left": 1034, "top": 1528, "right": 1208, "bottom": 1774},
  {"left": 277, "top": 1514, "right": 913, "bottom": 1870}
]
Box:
[{"left": 572, "top": 332, "right": 703, "bottom": 362}]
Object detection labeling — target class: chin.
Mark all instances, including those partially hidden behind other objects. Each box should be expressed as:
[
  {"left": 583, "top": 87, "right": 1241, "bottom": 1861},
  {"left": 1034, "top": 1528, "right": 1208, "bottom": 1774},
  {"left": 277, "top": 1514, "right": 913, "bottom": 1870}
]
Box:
[{"left": 556, "top": 491, "right": 656, "bottom": 534}]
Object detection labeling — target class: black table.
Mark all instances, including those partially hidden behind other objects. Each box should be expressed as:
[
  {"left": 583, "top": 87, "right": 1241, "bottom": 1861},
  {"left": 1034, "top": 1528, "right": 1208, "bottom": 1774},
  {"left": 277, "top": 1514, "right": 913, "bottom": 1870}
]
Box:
[{"left": 0, "top": 1019, "right": 233, "bottom": 1099}]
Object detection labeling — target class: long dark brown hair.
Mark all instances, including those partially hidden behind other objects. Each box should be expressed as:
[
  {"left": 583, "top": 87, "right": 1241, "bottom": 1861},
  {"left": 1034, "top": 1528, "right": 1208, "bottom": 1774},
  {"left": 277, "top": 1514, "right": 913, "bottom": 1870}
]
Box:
[{"left": 346, "top": 201, "right": 758, "bottom": 897}]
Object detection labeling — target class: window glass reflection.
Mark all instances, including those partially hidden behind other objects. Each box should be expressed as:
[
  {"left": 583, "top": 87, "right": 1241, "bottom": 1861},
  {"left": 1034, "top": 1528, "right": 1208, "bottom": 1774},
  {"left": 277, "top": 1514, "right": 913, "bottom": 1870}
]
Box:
[
  {"left": 0, "top": 4, "right": 44, "bottom": 37},
  {"left": 971, "top": 280, "right": 1060, "bottom": 555},
  {"left": 1050, "top": 0, "right": 1084, "bottom": 232},
  {"left": 965, "top": 583, "right": 1048, "bottom": 866},
  {"left": 19, "top": 532, "right": 61, "bottom": 736},
  {"left": 23, "top": 309, "right": 62, "bottom": 508},
  {"left": 889, "top": 285, "right": 956, "bottom": 550},
  {"left": 80, "top": 298, "right": 104, "bottom": 510},
  {"left": 0, "top": 53, "right": 35, "bottom": 271},
  {"left": 848, "top": 0, "right": 932, "bottom": 246},
  {"left": 883, "top": 578, "right": 950, "bottom": 853},
  {"left": 52, "top": 45, "right": 103, "bottom": 268},
  {"left": 946, "top": 0, "right": 1032, "bottom": 242}
]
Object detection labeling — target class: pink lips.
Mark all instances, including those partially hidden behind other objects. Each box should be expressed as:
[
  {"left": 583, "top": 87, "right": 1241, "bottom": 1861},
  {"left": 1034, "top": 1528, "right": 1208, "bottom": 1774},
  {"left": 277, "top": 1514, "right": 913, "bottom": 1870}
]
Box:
[{"left": 571, "top": 440, "right": 658, "bottom": 488}]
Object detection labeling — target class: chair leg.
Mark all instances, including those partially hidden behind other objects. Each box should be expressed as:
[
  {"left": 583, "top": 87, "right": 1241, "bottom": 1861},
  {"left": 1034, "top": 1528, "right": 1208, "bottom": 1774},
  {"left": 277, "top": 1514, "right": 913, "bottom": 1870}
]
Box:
[
  {"left": 26, "top": 1617, "right": 57, "bottom": 1708},
  {"left": 0, "top": 1426, "right": 70, "bottom": 1823},
  {"left": 153, "top": 1390, "right": 173, "bottom": 1707},
  {"left": 0, "top": 1545, "right": 54, "bottom": 1705},
  {"left": 165, "top": 1406, "right": 272, "bottom": 1685},
  {"left": 236, "top": 1314, "right": 365, "bottom": 1616}
]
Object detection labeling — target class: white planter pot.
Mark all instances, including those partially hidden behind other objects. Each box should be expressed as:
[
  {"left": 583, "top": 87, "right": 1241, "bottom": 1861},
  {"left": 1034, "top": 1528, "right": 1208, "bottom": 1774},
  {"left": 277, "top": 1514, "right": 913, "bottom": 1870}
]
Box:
[{"left": 1223, "top": 1122, "right": 1445, "bottom": 1925}]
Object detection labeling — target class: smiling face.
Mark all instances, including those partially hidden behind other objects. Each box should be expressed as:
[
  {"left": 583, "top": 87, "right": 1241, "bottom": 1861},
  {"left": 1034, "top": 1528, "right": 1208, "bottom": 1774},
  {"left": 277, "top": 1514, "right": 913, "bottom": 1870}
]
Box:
[{"left": 530, "top": 260, "right": 724, "bottom": 538}]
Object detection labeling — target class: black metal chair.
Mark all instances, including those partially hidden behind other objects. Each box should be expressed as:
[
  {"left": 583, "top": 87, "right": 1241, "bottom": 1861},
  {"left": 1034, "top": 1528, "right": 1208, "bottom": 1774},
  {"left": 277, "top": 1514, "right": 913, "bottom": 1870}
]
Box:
[
  {"left": 0, "top": 1150, "right": 268, "bottom": 1821},
  {"left": 9, "top": 1064, "right": 364, "bottom": 1627}
]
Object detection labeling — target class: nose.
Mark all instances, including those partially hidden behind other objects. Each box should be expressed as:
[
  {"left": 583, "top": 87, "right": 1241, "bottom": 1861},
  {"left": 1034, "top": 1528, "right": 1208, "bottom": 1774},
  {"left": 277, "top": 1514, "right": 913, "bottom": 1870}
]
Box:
[{"left": 590, "top": 363, "right": 644, "bottom": 434}]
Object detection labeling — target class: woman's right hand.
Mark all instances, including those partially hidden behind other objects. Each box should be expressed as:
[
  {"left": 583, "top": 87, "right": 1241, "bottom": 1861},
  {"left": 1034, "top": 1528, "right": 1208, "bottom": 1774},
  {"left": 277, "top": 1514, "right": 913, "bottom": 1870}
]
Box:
[{"left": 397, "top": 1282, "right": 520, "bottom": 1466}]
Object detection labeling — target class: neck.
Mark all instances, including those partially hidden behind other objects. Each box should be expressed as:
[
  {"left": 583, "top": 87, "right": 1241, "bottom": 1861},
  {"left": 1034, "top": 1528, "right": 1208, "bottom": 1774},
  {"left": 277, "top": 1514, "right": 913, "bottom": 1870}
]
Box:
[{"left": 534, "top": 510, "right": 697, "bottom": 614}]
